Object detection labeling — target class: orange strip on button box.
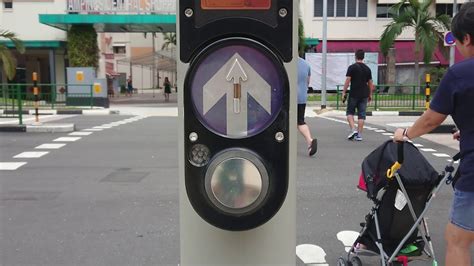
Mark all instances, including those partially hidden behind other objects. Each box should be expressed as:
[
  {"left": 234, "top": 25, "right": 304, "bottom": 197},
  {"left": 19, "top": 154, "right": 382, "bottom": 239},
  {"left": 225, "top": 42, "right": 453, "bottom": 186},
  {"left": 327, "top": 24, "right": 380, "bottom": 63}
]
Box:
[{"left": 201, "top": 0, "right": 271, "bottom": 10}]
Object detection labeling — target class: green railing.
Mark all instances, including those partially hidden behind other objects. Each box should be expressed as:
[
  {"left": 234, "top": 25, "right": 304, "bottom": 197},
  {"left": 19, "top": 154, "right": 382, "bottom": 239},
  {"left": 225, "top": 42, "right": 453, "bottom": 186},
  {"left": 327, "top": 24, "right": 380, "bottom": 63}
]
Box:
[
  {"left": 333, "top": 84, "right": 437, "bottom": 111},
  {"left": 1, "top": 83, "right": 94, "bottom": 125}
]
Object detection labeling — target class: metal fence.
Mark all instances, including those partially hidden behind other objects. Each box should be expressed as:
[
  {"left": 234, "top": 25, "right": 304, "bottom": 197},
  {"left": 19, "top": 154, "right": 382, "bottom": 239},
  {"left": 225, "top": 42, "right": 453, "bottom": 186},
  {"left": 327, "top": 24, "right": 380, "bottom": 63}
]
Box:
[
  {"left": 67, "top": 0, "right": 176, "bottom": 14},
  {"left": 1, "top": 83, "right": 94, "bottom": 124},
  {"left": 332, "top": 84, "right": 437, "bottom": 110}
]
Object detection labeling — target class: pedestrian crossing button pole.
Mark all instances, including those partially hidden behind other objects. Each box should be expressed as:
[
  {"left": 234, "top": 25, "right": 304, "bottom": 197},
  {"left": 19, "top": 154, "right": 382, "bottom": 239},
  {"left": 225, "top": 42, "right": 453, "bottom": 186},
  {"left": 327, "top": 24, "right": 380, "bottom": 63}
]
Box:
[{"left": 178, "top": 0, "right": 297, "bottom": 265}]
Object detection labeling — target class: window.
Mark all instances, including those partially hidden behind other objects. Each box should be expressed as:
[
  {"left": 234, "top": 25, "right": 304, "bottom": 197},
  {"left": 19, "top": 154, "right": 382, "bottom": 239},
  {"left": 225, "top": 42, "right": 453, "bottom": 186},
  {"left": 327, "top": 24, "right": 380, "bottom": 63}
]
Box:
[
  {"left": 377, "top": 4, "right": 393, "bottom": 18},
  {"left": 436, "top": 4, "right": 462, "bottom": 17},
  {"left": 314, "top": 0, "right": 367, "bottom": 18},
  {"left": 4, "top": 0, "right": 13, "bottom": 9},
  {"left": 113, "top": 45, "right": 126, "bottom": 54}
]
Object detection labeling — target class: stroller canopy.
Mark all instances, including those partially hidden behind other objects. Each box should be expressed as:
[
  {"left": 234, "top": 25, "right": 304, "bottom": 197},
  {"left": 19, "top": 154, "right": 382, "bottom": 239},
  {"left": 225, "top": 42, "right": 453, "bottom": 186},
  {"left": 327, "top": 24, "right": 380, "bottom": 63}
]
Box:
[{"left": 361, "top": 141, "right": 439, "bottom": 196}]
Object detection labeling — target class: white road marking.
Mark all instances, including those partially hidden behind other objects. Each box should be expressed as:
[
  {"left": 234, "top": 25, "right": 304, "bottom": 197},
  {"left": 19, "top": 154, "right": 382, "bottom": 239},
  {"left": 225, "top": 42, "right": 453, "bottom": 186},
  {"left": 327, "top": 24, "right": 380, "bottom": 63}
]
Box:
[
  {"left": 69, "top": 132, "right": 93, "bottom": 136},
  {"left": 382, "top": 133, "right": 393, "bottom": 136},
  {"left": 14, "top": 151, "right": 49, "bottom": 158},
  {"left": 0, "top": 162, "right": 27, "bottom": 170},
  {"left": 35, "top": 143, "right": 66, "bottom": 149},
  {"left": 421, "top": 148, "right": 437, "bottom": 152},
  {"left": 53, "top": 137, "right": 81, "bottom": 142},
  {"left": 296, "top": 244, "right": 328, "bottom": 265},
  {"left": 375, "top": 130, "right": 386, "bottom": 133},
  {"left": 82, "top": 129, "right": 103, "bottom": 132},
  {"left": 413, "top": 143, "right": 423, "bottom": 147},
  {"left": 93, "top": 126, "right": 112, "bottom": 129},
  {"left": 318, "top": 116, "right": 347, "bottom": 124},
  {"left": 337, "top": 231, "right": 360, "bottom": 252},
  {"left": 433, "top": 153, "right": 450, "bottom": 158}
]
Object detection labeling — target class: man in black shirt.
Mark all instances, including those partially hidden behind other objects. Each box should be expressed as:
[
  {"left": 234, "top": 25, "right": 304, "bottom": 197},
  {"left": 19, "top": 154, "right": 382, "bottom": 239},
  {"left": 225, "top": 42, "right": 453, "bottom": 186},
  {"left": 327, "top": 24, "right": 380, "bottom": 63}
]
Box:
[{"left": 342, "top": 49, "right": 375, "bottom": 141}]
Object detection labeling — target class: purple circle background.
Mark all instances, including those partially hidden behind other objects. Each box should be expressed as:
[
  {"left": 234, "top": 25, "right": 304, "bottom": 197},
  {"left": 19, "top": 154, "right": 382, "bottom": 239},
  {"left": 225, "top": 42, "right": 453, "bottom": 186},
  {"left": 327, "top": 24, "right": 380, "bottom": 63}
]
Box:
[{"left": 190, "top": 44, "right": 285, "bottom": 138}]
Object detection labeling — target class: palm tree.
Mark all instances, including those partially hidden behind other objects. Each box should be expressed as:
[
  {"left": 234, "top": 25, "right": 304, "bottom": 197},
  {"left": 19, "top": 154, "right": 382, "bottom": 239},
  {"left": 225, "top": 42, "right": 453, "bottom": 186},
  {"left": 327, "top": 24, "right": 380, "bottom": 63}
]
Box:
[
  {"left": 0, "top": 29, "right": 25, "bottom": 81},
  {"left": 161, "top": 32, "right": 176, "bottom": 50},
  {"left": 380, "top": 0, "right": 450, "bottom": 91}
]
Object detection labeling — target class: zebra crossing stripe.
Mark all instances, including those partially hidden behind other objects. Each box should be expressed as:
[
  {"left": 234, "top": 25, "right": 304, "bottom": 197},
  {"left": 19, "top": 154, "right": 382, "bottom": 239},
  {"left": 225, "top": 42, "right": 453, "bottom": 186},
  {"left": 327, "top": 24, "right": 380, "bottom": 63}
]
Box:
[
  {"left": 0, "top": 162, "right": 27, "bottom": 170},
  {"left": 296, "top": 244, "right": 328, "bottom": 265}
]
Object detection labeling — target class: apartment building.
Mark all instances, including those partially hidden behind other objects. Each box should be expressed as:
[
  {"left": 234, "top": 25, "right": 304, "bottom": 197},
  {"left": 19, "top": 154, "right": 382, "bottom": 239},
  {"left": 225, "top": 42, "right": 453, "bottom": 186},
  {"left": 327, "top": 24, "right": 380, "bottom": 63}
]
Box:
[
  {"left": 0, "top": 0, "right": 67, "bottom": 84},
  {"left": 299, "top": 0, "right": 470, "bottom": 85},
  {"left": 1, "top": 0, "right": 176, "bottom": 93}
]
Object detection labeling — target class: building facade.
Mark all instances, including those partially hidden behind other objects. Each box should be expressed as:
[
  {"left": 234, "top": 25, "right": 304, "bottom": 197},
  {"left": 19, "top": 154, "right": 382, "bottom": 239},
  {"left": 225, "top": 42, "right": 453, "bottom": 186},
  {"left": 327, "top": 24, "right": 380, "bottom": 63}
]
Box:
[
  {"left": 299, "top": 0, "right": 470, "bottom": 86},
  {"left": 1, "top": 0, "right": 67, "bottom": 85},
  {"left": 1, "top": 0, "right": 176, "bottom": 95}
]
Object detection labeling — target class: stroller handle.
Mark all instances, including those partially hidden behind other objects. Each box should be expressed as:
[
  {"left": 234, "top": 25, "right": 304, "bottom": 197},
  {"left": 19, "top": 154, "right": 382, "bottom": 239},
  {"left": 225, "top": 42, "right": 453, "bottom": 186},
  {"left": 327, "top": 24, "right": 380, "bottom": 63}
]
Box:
[{"left": 387, "top": 142, "right": 405, "bottom": 179}]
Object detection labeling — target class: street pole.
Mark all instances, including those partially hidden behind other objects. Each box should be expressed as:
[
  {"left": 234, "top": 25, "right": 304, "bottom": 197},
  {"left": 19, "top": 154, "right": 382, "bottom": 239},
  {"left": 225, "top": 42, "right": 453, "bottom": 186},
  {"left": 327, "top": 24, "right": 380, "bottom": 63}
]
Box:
[
  {"left": 321, "top": 0, "right": 328, "bottom": 109},
  {"left": 152, "top": 33, "right": 156, "bottom": 98},
  {"left": 449, "top": 0, "right": 457, "bottom": 67}
]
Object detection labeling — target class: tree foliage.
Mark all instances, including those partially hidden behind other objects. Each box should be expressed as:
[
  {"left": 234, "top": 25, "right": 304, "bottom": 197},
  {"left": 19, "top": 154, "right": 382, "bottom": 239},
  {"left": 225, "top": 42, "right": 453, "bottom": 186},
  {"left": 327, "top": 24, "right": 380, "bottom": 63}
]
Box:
[
  {"left": 67, "top": 25, "right": 99, "bottom": 68},
  {"left": 298, "top": 18, "right": 307, "bottom": 57},
  {"left": 380, "top": 0, "right": 450, "bottom": 64},
  {"left": 379, "top": 0, "right": 450, "bottom": 87},
  {"left": 161, "top": 32, "right": 176, "bottom": 50},
  {"left": 0, "top": 29, "right": 25, "bottom": 81}
]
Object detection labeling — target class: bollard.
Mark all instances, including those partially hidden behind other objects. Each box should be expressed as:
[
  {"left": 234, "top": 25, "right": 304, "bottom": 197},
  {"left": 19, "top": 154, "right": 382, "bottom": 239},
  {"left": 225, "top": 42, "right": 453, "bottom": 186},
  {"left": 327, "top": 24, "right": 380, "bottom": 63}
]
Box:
[
  {"left": 425, "top": 74, "right": 431, "bottom": 110},
  {"left": 33, "top": 72, "right": 40, "bottom": 123}
]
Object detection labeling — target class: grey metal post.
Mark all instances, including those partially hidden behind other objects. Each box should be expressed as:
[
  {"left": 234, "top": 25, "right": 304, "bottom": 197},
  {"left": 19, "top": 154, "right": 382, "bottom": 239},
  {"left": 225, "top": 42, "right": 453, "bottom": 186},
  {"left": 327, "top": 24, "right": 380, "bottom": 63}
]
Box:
[
  {"left": 449, "top": 0, "right": 458, "bottom": 67},
  {"left": 321, "top": 0, "right": 328, "bottom": 109}
]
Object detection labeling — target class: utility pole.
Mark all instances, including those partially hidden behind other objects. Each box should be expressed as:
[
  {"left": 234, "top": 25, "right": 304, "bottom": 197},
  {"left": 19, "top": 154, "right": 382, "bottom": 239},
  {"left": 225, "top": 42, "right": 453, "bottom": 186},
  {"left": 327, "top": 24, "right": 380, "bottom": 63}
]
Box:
[
  {"left": 449, "top": 0, "right": 458, "bottom": 66},
  {"left": 152, "top": 32, "right": 156, "bottom": 98},
  {"left": 321, "top": 0, "right": 328, "bottom": 109}
]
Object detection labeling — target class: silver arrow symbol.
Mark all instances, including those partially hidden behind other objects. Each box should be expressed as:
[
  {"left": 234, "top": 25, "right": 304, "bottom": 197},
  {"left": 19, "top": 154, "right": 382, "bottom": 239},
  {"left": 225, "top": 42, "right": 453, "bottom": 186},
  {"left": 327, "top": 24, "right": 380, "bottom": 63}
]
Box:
[
  {"left": 226, "top": 58, "right": 248, "bottom": 114},
  {"left": 203, "top": 53, "right": 271, "bottom": 138}
]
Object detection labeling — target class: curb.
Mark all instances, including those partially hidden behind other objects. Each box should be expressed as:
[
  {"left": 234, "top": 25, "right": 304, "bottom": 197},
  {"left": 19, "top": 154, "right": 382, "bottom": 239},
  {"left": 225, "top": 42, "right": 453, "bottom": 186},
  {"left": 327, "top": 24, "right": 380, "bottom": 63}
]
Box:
[
  {"left": 385, "top": 123, "right": 456, "bottom": 134},
  {"left": 0, "top": 109, "right": 119, "bottom": 115},
  {"left": 0, "top": 123, "right": 75, "bottom": 133},
  {"left": 365, "top": 111, "right": 424, "bottom": 116},
  {"left": 0, "top": 125, "right": 27, "bottom": 132},
  {"left": 317, "top": 110, "right": 425, "bottom": 117}
]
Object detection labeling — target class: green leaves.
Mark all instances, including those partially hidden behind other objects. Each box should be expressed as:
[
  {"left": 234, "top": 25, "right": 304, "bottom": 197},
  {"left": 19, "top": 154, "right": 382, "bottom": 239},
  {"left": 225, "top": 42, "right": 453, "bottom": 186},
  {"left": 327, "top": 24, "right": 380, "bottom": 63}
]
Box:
[
  {"left": 161, "top": 32, "right": 176, "bottom": 50},
  {"left": 67, "top": 25, "right": 99, "bottom": 68},
  {"left": 0, "top": 29, "right": 25, "bottom": 81},
  {"left": 379, "top": 0, "right": 449, "bottom": 64}
]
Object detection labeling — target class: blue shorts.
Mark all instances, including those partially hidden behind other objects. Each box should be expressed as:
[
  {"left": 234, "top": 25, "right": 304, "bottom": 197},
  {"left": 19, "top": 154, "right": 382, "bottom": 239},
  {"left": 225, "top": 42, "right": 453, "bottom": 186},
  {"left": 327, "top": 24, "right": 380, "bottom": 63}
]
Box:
[
  {"left": 449, "top": 189, "right": 474, "bottom": 231},
  {"left": 346, "top": 97, "right": 368, "bottom": 120}
]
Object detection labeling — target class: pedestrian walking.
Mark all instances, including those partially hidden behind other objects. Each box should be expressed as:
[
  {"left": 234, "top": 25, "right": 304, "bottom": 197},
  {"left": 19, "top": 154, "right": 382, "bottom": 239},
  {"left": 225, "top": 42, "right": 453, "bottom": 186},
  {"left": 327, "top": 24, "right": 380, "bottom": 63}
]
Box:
[
  {"left": 297, "top": 56, "right": 317, "bottom": 157},
  {"left": 164, "top": 76, "right": 171, "bottom": 102},
  {"left": 342, "top": 49, "right": 375, "bottom": 141},
  {"left": 393, "top": 3, "right": 474, "bottom": 265},
  {"left": 126, "top": 75, "right": 133, "bottom": 97}
]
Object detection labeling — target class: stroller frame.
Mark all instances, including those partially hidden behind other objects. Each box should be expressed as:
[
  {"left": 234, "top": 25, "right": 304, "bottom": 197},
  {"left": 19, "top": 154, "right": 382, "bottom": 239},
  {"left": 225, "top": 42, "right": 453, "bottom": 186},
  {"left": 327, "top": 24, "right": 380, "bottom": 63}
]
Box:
[{"left": 340, "top": 160, "right": 455, "bottom": 266}]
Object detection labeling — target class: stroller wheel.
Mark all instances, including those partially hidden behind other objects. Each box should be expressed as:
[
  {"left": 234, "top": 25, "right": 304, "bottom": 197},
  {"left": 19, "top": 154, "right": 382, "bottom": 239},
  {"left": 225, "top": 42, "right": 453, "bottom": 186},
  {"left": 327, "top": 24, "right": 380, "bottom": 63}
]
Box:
[
  {"left": 351, "top": 256, "right": 362, "bottom": 266},
  {"left": 337, "top": 257, "right": 352, "bottom": 266}
]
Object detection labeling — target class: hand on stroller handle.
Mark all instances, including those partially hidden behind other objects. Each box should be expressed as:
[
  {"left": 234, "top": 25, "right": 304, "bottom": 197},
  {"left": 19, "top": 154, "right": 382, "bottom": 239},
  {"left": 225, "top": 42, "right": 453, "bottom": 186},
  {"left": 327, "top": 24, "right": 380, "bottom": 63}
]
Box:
[{"left": 387, "top": 142, "right": 404, "bottom": 179}]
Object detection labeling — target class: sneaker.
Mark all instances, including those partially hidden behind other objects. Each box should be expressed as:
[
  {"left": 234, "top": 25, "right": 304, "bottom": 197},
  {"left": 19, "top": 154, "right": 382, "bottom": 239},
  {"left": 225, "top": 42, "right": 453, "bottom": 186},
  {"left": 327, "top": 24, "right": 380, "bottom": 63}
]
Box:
[
  {"left": 347, "top": 130, "right": 358, "bottom": 140},
  {"left": 354, "top": 133, "right": 363, "bottom": 141}
]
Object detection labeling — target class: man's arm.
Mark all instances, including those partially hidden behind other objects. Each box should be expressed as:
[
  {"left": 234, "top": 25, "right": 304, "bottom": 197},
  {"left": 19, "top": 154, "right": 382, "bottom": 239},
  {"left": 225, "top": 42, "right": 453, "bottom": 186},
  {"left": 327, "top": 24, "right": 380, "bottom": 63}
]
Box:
[
  {"left": 368, "top": 79, "right": 374, "bottom": 101},
  {"left": 342, "top": 77, "right": 351, "bottom": 94}
]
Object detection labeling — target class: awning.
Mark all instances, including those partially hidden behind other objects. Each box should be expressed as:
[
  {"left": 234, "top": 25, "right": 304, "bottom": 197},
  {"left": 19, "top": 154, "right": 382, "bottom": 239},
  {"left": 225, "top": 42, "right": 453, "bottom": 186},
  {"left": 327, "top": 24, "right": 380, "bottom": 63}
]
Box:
[
  {"left": 313, "top": 40, "right": 463, "bottom": 66},
  {"left": 39, "top": 14, "right": 176, "bottom": 32},
  {"left": 117, "top": 49, "right": 176, "bottom": 71},
  {"left": 0, "top": 40, "right": 67, "bottom": 49},
  {"left": 305, "top": 38, "right": 320, "bottom": 46}
]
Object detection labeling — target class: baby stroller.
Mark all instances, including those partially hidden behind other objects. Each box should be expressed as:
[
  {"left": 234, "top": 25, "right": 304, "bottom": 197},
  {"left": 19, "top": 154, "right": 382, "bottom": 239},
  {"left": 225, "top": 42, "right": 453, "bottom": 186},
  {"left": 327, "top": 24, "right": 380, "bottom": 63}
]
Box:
[{"left": 338, "top": 141, "right": 459, "bottom": 266}]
